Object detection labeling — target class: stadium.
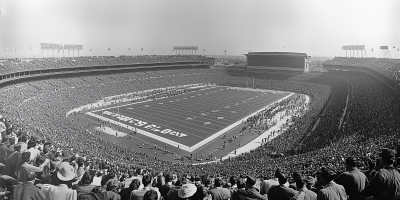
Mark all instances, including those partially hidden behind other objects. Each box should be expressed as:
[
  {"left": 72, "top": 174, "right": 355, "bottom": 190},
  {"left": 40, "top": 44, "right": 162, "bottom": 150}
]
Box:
[{"left": 1, "top": 1, "right": 400, "bottom": 200}]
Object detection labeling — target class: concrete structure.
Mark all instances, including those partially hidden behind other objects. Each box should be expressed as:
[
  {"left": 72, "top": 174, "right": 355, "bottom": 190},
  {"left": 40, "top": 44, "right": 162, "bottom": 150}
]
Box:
[{"left": 244, "top": 52, "right": 310, "bottom": 73}]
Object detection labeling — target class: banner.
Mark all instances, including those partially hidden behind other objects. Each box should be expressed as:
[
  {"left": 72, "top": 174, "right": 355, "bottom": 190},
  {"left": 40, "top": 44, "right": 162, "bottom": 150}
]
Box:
[
  {"left": 380, "top": 46, "right": 388, "bottom": 49},
  {"left": 342, "top": 45, "right": 365, "bottom": 50}
]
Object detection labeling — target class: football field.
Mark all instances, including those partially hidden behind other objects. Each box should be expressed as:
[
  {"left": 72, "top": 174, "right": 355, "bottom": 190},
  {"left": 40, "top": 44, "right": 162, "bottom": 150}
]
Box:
[{"left": 86, "top": 86, "right": 291, "bottom": 152}]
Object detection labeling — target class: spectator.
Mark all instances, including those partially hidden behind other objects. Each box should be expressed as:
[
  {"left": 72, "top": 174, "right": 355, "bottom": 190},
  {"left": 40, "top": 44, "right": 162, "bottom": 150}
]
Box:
[
  {"left": 316, "top": 167, "right": 347, "bottom": 200},
  {"left": 236, "top": 175, "right": 267, "bottom": 200},
  {"left": 208, "top": 177, "right": 230, "bottom": 200},
  {"left": 267, "top": 172, "right": 298, "bottom": 200},
  {"left": 290, "top": 176, "right": 317, "bottom": 200},
  {"left": 362, "top": 148, "right": 400, "bottom": 200},
  {"left": 130, "top": 175, "right": 160, "bottom": 200},
  {"left": 104, "top": 179, "right": 122, "bottom": 200},
  {"left": 334, "top": 157, "right": 368, "bottom": 200},
  {"left": 16, "top": 151, "right": 49, "bottom": 182},
  {"left": 48, "top": 165, "right": 77, "bottom": 200},
  {"left": 13, "top": 172, "right": 46, "bottom": 200},
  {"left": 120, "top": 179, "right": 140, "bottom": 200},
  {"left": 178, "top": 184, "right": 197, "bottom": 200},
  {"left": 72, "top": 171, "right": 97, "bottom": 194},
  {"left": 4, "top": 143, "right": 21, "bottom": 178},
  {"left": 260, "top": 169, "right": 281, "bottom": 195},
  {"left": 162, "top": 174, "right": 174, "bottom": 199}
]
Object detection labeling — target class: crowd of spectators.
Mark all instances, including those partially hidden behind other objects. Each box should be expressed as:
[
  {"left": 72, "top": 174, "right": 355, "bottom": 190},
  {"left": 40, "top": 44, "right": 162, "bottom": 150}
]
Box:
[
  {"left": 0, "top": 55, "right": 209, "bottom": 75},
  {"left": 0, "top": 57, "right": 400, "bottom": 199}
]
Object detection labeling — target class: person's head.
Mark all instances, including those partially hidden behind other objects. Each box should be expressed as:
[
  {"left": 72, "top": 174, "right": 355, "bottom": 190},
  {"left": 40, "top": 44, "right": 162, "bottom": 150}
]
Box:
[
  {"left": 294, "top": 176, "right": 305, "bottom": 190},
  {"left": 316, "top": 167, "right": 335, "bottom": 186},
  {"left": 274, "top": 168, "right": 282, "bottom": 178},
  {"left": 143, "top": 190, "right": 158, "bottom": 200},
  {"left": 8, "top": 137, "right": 15, "bottom": 145},
  {"left": 245, "top": 175, "right": 256, "bottom": 188},
  {"left": 106, "top": 179, "right": 120, "bottom": 193},
  {"left": 196, "top": 185, "right": 211, "bottom": 200},
  {"left": 214, "top": 177, "right": 223, "bottom": 187},
  {"left": 165, "top": 174, "right": 173, "bottom": 183},
  {"left": 178, "top": 184, "right": 197, "bottom": 200},
  {"left": 57, "top": 165, "right": 76, "bottom": 185},
  {"left": 277, "top": 173, "right": 288, "bottom": 185},
  {"left": 304, "top": 176, "right": 316, "bottom": 189},
  {"left": 21, "top": 151, "right": 31, "bottom": 163},
  {"left": 26, "top": 172, "right": 37, "bottom": 182},
  {"left": 194, "top": 177, "right": 201, "bottom": 186},
  {"left": 142, "top": 175, "right": 152, "bottom": 187},
  {"left": 239, "top": 174, "right": 247, "bottom": 184},
  {"left": 229, "top": 175, "right": 237, "bottom": 186},
  {"left": 129, "top": 179, "right": 140, "bottom": 191},
  {"left": 379, "top": 148, "right": 396, "bottom": 166},
  {"left": 345, "top": 157, "right": 357, "bottom": 169},
  {"left": 14, "top": 144, "right": 21, "bottom": 152},
  {"left": 81, "top": 172, "right": 94, "bottom": 185}
]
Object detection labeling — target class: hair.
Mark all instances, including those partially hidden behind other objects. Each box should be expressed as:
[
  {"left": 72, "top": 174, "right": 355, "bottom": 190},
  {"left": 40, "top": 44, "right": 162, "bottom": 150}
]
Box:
[
  {"left": 143, "top": 190, "right": 158, "bottom": 200},
  {"left": 129, "top": 179, "right": 140, "bottom": 190},
  {"left": 165, "top": 174, "right": 173, "bottom": 182},
  {"left": 142, "top": 175, "right": 152, "bottom": 187},
  {"left": 26, "top": 172, "right": 37, "bottom": 182},
  {"left": 22, "top": 151, "right": 31, "bottom": 162},
  {"left": 196, "top": 185, "right": 209, "bottom": 200},
  {"left": 81, "top": 172, "right": 94, "bottom": 185},
  {"left": 8, "top": 137, "right": 15, "bottom": 145},
  {"left": 346, "top": 158, "right": 357, "bottom": 168},
  {"left": 294, "top": 177, "right": 305, "bottom": 189},
  {"left": 278, "top": 173, "right": 288, "bottom": 185},
  {"left": 229, "top": 176, "right": 237, "bottom": 185},
  {"left": 14, "top": 145, "right": 21, "bottom": 152},
  {"left": 106, "top": 179, "right": 120, "bottom": 192},
  {"left": 214, "top": 178, "right": 223, "bottom": 187},
  {"left": 237, "top": 179, "right": 245, "bottom": 189}
]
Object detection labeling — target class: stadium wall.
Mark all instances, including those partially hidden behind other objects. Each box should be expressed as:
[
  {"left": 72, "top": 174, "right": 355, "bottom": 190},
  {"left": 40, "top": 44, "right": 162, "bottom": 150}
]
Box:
[
  {"left": 0, "top": 62, "right": 210, "bottom": 87},
  {"left": 244, "top": 52, "right": 310, "bottom": 73}
]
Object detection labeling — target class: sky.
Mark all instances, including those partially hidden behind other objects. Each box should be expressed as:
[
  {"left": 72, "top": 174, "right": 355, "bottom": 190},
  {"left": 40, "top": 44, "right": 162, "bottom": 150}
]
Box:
[{"left": 0, "top": 0, "right": 399, "bottom": 57}]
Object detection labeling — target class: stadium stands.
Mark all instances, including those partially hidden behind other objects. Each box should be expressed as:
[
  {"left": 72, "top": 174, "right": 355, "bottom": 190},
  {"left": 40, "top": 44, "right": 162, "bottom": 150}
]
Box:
[{"left": 1, "top": 56, "right": 400, "bottom": 199}]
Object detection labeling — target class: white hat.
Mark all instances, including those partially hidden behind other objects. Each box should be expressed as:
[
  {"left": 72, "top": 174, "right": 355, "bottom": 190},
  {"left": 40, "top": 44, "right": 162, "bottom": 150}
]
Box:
[
  {"left": 57, "top": 165, "right": 76, "bottom": 181},
  {"left": 178, "top": 184, "right": 197, "bottom": 198}
]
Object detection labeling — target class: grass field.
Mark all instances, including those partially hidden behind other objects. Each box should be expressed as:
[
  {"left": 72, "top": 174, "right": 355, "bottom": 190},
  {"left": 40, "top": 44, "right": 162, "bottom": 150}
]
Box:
[{"left": 84, "top": 86, "right": 291, "bottom": 153}]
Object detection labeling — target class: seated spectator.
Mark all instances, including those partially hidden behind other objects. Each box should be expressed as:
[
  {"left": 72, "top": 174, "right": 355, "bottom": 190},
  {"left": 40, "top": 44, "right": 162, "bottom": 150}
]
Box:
[
  {"left": 13, "top": 172, "right": 46, "bottom": 200},
  {"left": 316, "top": 167, "right": 347, "bottom": 200}
]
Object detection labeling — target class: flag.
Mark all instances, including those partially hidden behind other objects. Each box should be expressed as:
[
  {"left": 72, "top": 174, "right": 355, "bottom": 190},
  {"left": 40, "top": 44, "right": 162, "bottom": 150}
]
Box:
[
  {"left": 30, "top": 46, "right": 31, "bottom": 51},
  {"left": 90, "top": 49, "right": 92, "bottom": 51},
  {"left": 203, "top": 49, "right": 205, "bottom": 51},
  {"left": 108, "top": 48, "right": 110, "bottom": 51},
  {"left": 128, "top": 48, "right": 130, "bottom": 50},
  {"left": 371, "top": 48, "right": 373, "bottom": 52},
  {"left": 6, "top": 48, "right": 8, "bottom": 51},
  {"left": 398, "top": 48, "right": 399, "bottom": 51},
  {"left": 393, "top": 46, "right": 396, "bottom": 48},
  {"left": 141, "top": 48, "right": 143, "bottom": 50}
]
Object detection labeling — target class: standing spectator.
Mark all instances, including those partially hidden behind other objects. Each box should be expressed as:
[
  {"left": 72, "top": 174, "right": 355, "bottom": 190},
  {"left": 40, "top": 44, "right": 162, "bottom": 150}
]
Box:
[
  {"left": 334, "top": 157, "right": 368, "bottom": 200},
  {"left": 0, "top": 140, "right": 12, "bottom": 164},
  {"left": 162, "top": 174, "right": 174, "bottom": 200},
  {"left": 178, "top": 184, "right": 197, "bottom": 200},
  {"left": 260, "top": 169, "right": 281, "bottom": 195},
  {"left": 101, "top": 169, "right": 117, "bottom": 186},
  {"left": 290, "top": 176, "right": 317, "bottom": 200},
  {"left": 267, "top": 172, "right": 298, "bottom": 200},
  {"left": 362, "top": 148, "right": 400, "bottom": 200},
  {"left": 208, "top": 177, "right": 231, "bottom": 200},
  {"left": 104, "top": 179, "right": 122, "bottom": 200},
  {"left": 48, "top": 165, "right": 77, "bottom": 200},
  {"left": 120, "top": 179, "right": 140, "bottom": 200},
  {"left": 316, "top": 167, "right": 347, "bottom": 200},
  {"left": 72, "top": 171, "right": 96, "bottom": 194},
  {"left": 13, "top": 172, "right": 46, "bottom": 200},
  {"left": 27, "top": 138, "right": 41, "bottom": 165},
  {"left": 144, "top": 190, "right": 159, "bottom": 200},
  {"left": 16, "top": 151, "right": 49, "bottom": 182},
  {"left": 17, "top": 135, "right": 28, "bottom": 153},
  {"left": 236, "top": 175, "right": 267, "bottom": 200},
  {"left": 4, "top": 143, "right": 21, "bottom": 178},
  {"left": 130, "top": 175, "right": 160, "bottom": 200}
]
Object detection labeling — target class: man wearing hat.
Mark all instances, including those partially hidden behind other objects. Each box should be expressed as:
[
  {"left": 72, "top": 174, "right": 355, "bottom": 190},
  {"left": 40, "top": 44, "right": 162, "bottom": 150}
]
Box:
[
  {"left": 178, "top": 183, "right": 197, "bottom": 199},
  {"left": 209, "top": 177, "right": 231, "bottom": 200},
  {"left": 48, "top": 165, "right": 77, "bottom": 200},
  {"left": 13, "top": 172, "right": 46, "bottom": 200},
  {"left": 267, "top": 172, "right": 298, "bottom": 200},
  {"left": 290, "top": 176, "right": 317, "bottom": 200},
  {"left": 334, "top": 157, "right": 368, "bottom": 200},
  {"left": 4, "top": 143, "right": 21, "bottom": 178},
  {"left": 236, "top": 175, "right": 268, "bottom": 200},
  {"left": 316, "top": 167, "right": 347, "bottom": 200},
  {"left": 362, "top": 148, "right": 400, "bottom": 200}
]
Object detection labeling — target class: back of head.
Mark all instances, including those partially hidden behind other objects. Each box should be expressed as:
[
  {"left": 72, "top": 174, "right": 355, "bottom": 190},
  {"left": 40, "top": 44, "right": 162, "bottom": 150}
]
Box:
[
  {"left": 277, "top": 173, "right": 288, "bottom": 185},
  {"left": 214, "top": 177, "right": 223, "bottom": 187},
  {"left": 26, "top": 172, "right": 37, "bottom": 182},
  {"left": 165, "top": 174, "right": 173, "bottom": 183},
  {"left": 142, "top": 175, "right": 152, "bottom": 187},
  {"left": 229, "top": 176, "right": 237, "bottom": 185},
  {"left": 294, "top": 176, "right": 305, "bottom": 189},
  {"left": 21, "top": 151, "right": 31, "bottom": 162},
  {"left": 144, "top": 190, "right": 158, "bottom": 200},
  {"left": 129, "top": 179, "right": 140, "bottom": 190},
  {"left": 345, "top": 157, "right": 357, "bottom": 168},
  {"left": 81, "top": 172, "right": 94, "bottom": 185},
  {"left": 196, "top": 185, "right": 209, "bottom": 200}
]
